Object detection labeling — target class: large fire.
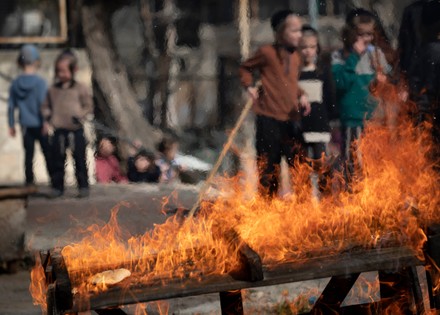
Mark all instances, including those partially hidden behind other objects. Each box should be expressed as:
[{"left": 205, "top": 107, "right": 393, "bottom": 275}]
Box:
[{"left": 30, "top": 79, "right": 440, "bottom": 312}]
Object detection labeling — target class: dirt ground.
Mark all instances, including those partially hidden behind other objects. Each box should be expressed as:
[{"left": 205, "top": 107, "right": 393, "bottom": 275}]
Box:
[{"left": 0, "top": 183, "right": 426, "bottom": 314}]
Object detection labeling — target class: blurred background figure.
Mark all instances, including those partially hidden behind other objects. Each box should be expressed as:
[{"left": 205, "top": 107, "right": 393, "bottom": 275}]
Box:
[
  {"left": 8, "top": 44, "right": 52, "bottom": 187},
  {"left": 94, "top": 135, "right": 127, "bottom": 184},
  {"left": 331, "top": 8, "right": 392, "bottom": 184},
  {"left": 127, "top": 149, "right": 161, "bottom": 183},
  {"left": 42, "top": 49, "right": 93, "bottom": 198},
  {"left": 239, "top": 9, "right": 310, "bottom": 198},
  {"left": 156, "top": 136, "right": 182, "bottom": 184},
  {"left": 299, "top": 25, "right": 335, "bottom": 196}
]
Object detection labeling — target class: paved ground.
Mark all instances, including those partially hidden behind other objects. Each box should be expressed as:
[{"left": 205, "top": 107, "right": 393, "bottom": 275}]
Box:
[{"left": 0, "top": 183, "right": 417, "bottom": 314}]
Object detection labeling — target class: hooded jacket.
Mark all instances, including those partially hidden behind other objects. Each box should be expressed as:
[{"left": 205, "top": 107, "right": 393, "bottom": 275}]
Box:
[
  {"left": 331, "top": 47, "right": 391, "bottom": 127},
  {"left": 8, "top": 74, "right": 47, "bottom": 128}
]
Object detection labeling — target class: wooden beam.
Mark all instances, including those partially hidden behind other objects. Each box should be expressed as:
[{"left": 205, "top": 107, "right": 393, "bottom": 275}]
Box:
[
  {"left": 409, "top": 266, "right": 425, "bottom": 315},
  {"left": 219, "top": 290, "right": 243, "bottom": 315},
  {"left": 0, "top": 186, "right": 36, "bottom": 199},
  {"left": 378, "top": 268, "right": 412, "bottom": 314},
  {"left": 0, "top": 37, "right": 67, "bottom": 44},
  {"left": 0, "top": 0, "right": 67, "bottom": 45},
  {"left": 61, "top": 247, "right": 421, "bottom": 312},
  {"left": 50, "top": 249, "right": 73, "bottom": 313},
  {"left": 425, "top": 225, "right": 440, "bottom": 309},
  {"left": 310, "top": 273, "right": 360, "bottom": 314},
  {"left": 212, "top": 226, "right": 264, "bottom": 282},
  {"left": 95, "top": 309, "right": 128, "bottom": 315}
]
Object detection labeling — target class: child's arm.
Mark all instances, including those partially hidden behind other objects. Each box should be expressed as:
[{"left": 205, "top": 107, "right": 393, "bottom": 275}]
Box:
[
  {"left": 7, "top": 84, "right": 16, "bottom": 137},
  {"left": 95, "top": 158, "right": 112, "bottom": 183},
  {"left": 297, "top": 84, "right": 311, "bottom": 116},
  {"left": 299, "top": 94, "right": 311, "bottom": 116},
  {"left": 331, "top": 50, "right": 360, "bottom": 91},
  {"left": 38, "top": 80, "right": 48, "bottom": 110},
  {"left": 79, "top": 84, "right": 94, "bottom": 119},
  {"left": 239, "top": 48, "right": 266, "bottom": 99},
  {"left": 41, "top": 92, "right": 52, "bottom": 135}
]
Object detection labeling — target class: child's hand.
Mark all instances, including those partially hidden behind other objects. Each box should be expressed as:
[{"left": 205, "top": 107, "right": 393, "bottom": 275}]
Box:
[
  {"left": 41, "top": 122, "right": 51, "bottom": 136},
  {"left": 128, "top": 139, "right": 143, "bottom": 156},
  {"left": 8, "top": 127, "right": 16, "bottom": 137},
  {"left": 376, "top": 72, "right": 387, "bottom": 84},
  {"left": 299, "top": 94, "right": 311, "bottom": 116},
  {"left": 132, "top": 139, "right": 143, "bottom": 149},
  {"left": 398, "top": 89, "right": 409, "bottom": 102},
  {"left": 247, "top": 86, "right": 259, "bottom": 101},
  {"left": 353, "top": 38, "right": 367, "bottom": 55}
]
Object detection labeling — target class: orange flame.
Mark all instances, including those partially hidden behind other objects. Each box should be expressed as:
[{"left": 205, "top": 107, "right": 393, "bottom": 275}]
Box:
[
  {"left": 29, "top": 254, "right": 47, "bottom": 312},
  {"left": 30, "top": 79, "right": 440, "bottom": 311}
]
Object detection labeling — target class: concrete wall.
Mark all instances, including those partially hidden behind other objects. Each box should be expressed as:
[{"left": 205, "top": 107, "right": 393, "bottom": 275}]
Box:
[{"left": 0, "top": 49, "right": 95, "bottom": 186}]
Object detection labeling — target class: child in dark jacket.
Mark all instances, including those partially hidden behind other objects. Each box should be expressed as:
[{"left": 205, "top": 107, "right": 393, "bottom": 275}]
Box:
[
  {"left": 8, "top": 44, "right": 52, "bottom": 186},
  {"left": 127, "top": 149, "right": 161, "bottom": 183}
]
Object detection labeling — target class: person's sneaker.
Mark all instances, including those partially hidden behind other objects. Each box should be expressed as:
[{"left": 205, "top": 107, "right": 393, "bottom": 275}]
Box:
[
  {"left": 77, "top": 188, "right": 89, "bottom": 198},
  {"left": 47, "top": 189, "right": 63, "bottom": 199}
]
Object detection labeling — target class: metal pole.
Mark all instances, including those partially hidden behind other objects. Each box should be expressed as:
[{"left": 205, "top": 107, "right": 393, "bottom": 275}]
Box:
[
  {"left": 238, "top": 0, "right": 250, "bottom": 60},
  {"left": 308, "top": 0, "right": 318, "bottom": 29}
]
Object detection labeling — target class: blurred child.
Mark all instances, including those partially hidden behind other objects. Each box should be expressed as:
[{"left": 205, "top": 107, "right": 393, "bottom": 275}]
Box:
[
  {"left": 95, "top": 135, "right": 127, "bottom": 183},
  {"left": 239, "top": 9, "right": 310, "bottom": 197},
  {"left": 8, "top": 44, "right": 52, "bottom": 186},
  {"left": 299, "top": 25, "right": 335, "bottom": 195},
  {"left": 299, "top": 25, "right": 334, "bottom": 161},
  {"left": 156, "top": 136, "right": 181, "bottom": 183},
  {"left": 127, "top": 149, "right": 161, "bottom": 183},
  {"left": 331, "top": 8, "right": 391, "bottom": 182},
  {"left": 41, "top": 50, "right": 93, "bottom": 198}
]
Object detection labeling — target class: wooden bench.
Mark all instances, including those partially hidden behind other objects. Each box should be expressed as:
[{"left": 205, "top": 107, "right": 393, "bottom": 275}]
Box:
[{"left": 44, "top": 246, "right": 431, "bottom": 314}]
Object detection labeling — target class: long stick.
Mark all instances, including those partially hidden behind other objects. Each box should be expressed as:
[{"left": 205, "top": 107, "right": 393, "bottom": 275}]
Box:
[{"left": 187, "top": 82, "right": 260, "bottom": 218}]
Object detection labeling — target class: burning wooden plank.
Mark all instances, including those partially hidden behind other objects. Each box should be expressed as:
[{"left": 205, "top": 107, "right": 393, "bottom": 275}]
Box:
[
  {"left": 44, "top": 246, "right": 422, "bottom": 313},
  {"left": 212, "top": 225, "right": 263, "bottom": 282}
]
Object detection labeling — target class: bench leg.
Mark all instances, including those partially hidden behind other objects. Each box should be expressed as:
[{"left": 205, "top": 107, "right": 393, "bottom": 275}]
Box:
[
  {"left": 219, "top": 290, "right": 243, "bottom": 315},
  {"left": 378, "top": 269, "right": 412, "bottom": 314},
  {"left": 310, "top": 273, "right": 360, "bottom": 314},
  {"left": 408, "top": 266, "right": 425, "bottom": 315}
]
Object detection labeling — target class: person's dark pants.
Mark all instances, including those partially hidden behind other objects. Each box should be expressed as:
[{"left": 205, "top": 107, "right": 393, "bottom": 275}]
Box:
[
  {"left": 51, "top": 128, "right": 89, "bottom": 192},
  {"left": 340, "top": 126, "right": 363, "bottom": 185},
  {"left": 306, "top": 142, "right": 330, "bottom": 195},
  {"left": 22, "top": 126, "right": 53, "bottom": 185},
  {"left": 306, "top": 142, "right": 327, "bottom": 160},
  {"left": 255, "top": 115, "right": 305, "bottom": 197}
]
